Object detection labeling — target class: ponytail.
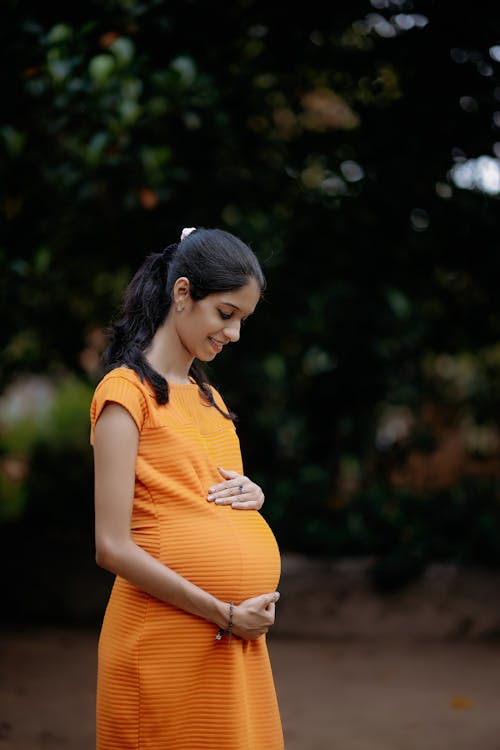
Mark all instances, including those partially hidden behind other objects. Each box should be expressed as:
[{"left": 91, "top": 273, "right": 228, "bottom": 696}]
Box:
[{"left": 102, "top": 245, "right": 176, "bottom": 406}]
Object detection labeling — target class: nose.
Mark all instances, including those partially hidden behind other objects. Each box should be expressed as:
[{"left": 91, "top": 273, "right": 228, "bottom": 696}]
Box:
[{"left": 223, "top": 319, "right": 241, "bottom": 343}]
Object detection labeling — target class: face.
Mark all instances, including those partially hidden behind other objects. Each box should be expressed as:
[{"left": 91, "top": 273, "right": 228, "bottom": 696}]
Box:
[{"left": 173, "top": 277, "right": 261, "bottom": 361}]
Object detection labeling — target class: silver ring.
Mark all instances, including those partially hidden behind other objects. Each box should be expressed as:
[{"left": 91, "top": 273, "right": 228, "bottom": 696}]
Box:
[{"left": 238, "top": 484, "right": 244, "bottom": 494}]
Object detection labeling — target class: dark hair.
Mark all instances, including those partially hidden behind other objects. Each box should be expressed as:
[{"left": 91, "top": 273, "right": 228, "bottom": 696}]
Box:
[{"left": 102, "top": 228, "right": 266, "bottom": 418}]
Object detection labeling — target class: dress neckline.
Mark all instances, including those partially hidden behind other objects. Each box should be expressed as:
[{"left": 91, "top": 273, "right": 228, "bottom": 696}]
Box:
[{"left": 168, "top": 380, "right": 199, "bottom": 389}]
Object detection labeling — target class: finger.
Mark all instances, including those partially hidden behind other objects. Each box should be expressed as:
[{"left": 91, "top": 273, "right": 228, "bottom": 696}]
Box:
[
  {"left": 218, "top": 484, "right": 262, "bottom": 506},
  {"left": 209, "top": 481, "right": 250, "bottom": 501},
  {"left": 266, "top": 592, "right": 280, "bottom": 607},
  {"left": 207, "top": 480, "right": 233, "bottom": 493},
  {"left": 208, "top": 478, "right": 246, "bottom": 494},
  {"left": 211, "top": 486, "right": 248, "bottom": 502},
  {"left": 230, "top": 500, "right": 261, "bottom": 510},
  {"left": 217, "top": 467, "right": 238, "bottom": 479},
  {"left": 213, "top": 496, "right": 238, "bottom": 506},
  {"left": 263, "top": 602, "right": 275, "bottom": 620},
  {"left": 232, "top": 500, "right": 263, "bottom": 511},
  {"left": 253, "top": 592, "right": 279, "bottom": 610},
  {"left": 229, "top": 491, "right": 262, "bottom": 507},
  {"left": 208, "top": 487, "right": 239, "bottom": 501}
]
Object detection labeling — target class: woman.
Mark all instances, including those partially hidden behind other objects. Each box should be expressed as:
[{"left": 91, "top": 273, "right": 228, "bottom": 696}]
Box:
[{"left": 90, "top": 227, "right": 283, "bottom": 749}]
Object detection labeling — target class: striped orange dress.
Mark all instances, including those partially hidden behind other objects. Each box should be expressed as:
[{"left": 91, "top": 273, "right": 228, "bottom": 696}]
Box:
[{"left": 90, "top": 367, "right": 283, "bottom": 750}]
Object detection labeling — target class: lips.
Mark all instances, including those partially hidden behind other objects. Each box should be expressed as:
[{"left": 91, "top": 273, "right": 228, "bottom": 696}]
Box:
[{"left": 208, "top": 337, "right": 224, "bottom": 353}]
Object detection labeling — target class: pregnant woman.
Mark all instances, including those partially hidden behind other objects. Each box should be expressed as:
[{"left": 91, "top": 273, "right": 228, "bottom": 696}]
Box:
[{"left": 90, "top": 227, "right": 283, "bottom": 749}]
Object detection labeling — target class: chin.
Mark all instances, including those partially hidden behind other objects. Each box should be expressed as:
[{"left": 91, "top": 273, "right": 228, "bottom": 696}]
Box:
[{"left": 197, "top": 351, "right": 216, "bottom": 362}]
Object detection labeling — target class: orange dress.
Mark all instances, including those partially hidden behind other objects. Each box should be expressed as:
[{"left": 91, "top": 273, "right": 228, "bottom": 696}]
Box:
[{"left": 90, "top": 367, "right": 283, "bottom": 750}]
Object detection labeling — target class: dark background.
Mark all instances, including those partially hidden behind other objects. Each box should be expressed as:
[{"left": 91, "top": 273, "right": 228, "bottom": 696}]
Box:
[{"left": 2, "top": 0, "right": 500, "bottom": 624}]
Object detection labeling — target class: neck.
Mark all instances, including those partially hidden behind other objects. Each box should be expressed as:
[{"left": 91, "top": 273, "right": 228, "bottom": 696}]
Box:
[{"left": 145, "top": 316, "right": 194, "bottom": 384}]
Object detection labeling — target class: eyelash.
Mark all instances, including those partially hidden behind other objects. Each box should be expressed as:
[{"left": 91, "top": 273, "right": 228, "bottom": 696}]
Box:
[{"left": 218, "top": 311, "right": 248, "bottom": 325}]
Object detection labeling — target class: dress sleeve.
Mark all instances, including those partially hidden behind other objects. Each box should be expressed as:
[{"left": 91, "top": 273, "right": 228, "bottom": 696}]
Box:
[{"left": 89, "top": 373, "right": 149, "bottom": 444}]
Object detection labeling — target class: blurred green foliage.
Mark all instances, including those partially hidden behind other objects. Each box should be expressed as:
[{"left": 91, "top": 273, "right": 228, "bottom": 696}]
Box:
[
  {"left": 2, "top": 0, "right": 500, "bottom": 590},
  {"left": 0, "top": 376, "right": 94, "bottom": 523}
]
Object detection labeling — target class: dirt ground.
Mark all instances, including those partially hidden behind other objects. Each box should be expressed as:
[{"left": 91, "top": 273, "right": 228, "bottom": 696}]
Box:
[{"left": 1, "top": 627, "right": 500, "bottom": 750}]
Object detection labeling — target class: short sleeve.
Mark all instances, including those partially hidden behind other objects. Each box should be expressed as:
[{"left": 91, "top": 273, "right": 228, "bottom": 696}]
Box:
[{"left": 89, "top": 370, "right": 149, "bottom": 445}]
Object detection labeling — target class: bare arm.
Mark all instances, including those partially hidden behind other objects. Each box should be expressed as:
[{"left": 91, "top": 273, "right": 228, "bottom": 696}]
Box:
[{"left": 93, "top": 403, "right": 278, "bottom": 638}]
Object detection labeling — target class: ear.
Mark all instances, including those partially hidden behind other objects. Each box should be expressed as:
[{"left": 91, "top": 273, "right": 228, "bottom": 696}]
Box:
[{"left": 173, "top": 276, "right": 191, "bottom": 306}]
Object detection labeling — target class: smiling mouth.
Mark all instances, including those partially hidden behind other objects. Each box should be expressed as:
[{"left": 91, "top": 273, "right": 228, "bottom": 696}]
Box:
[{"left": 209, "top": 337, "right": 225, "bottom": 352}]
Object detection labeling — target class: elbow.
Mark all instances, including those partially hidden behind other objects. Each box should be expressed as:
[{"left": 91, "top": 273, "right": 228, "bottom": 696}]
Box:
[{"left": 95, "top": 538, "right": 122, "bottom": 573}]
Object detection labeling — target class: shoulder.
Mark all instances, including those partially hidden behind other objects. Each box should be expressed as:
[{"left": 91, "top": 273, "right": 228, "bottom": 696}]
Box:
[
  {"left": 96, "top": 366, "right": 146, "bottom": 389},
  {"left": 90, "top": 367, "right": 151, "bottom": 435}
]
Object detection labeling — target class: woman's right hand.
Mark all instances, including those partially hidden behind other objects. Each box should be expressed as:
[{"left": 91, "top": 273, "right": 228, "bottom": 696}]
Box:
[{"left": 231, "top": 592, "right": 280, "bottom": 640}]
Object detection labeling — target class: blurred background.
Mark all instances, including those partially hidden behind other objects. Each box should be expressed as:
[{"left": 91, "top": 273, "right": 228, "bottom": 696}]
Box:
[{"left": 2, "top": 0, "right": 500, "bottom": 748}]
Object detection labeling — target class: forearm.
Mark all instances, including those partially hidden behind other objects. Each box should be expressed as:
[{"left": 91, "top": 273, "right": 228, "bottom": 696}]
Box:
[{"left": 96, "top": 538, "right": 229, "bottom": 629}]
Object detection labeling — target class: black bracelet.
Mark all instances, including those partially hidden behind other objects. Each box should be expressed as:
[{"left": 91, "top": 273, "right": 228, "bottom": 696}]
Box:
[
  {"left": 215, "top": 601, "right": 234, "bottom": 643},
  {"left": 227, "top": 601, "right": 234, "bottom": 643}
]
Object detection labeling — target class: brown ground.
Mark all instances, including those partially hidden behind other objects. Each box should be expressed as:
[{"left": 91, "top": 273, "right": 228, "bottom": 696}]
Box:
[{"left": 1, "top": 627, "right": 499, "bottom": 750}]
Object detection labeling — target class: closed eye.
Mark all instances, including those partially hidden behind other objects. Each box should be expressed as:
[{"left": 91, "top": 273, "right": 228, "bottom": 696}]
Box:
[{"left": 219, "top": 311, "right": 232, "bottom": 320}]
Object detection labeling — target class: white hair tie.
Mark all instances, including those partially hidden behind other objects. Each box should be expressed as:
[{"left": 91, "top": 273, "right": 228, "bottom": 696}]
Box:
[{"left": 180, "top": 227, "right": 196, "bottom": 241}]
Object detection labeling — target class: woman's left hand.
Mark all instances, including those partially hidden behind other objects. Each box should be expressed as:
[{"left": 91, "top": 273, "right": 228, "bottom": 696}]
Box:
[{"left": 207, "top": 467, "right": 265, "bottom": 510}]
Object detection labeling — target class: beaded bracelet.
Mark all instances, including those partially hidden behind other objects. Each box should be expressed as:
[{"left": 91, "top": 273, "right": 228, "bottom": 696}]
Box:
[
  {"left": 227, "top": 601, "right": 234, "bottom": 643},
  {"left": 215, "top": 601, "right": 234, "bottom": 643}
]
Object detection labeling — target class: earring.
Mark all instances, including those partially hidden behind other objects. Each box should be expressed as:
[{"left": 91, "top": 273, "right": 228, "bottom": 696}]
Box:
[{"left": 176, "top": 304, "right": 184, "bottom": 313}]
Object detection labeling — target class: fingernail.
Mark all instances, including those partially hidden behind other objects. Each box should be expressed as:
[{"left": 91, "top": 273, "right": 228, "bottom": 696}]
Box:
[{"left": 207, "top": 494, "right": 215, "bottom": 501}]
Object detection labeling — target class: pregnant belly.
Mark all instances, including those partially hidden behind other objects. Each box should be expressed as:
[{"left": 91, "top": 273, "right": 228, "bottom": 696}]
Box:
[{"left": 133, "top": 502, "right": 281, "bottom": 602}]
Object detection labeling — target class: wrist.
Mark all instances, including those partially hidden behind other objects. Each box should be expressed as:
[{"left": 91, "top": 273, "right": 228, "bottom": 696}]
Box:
[
  {"left": 214, "top": 600, "right": 234, "bottom": 643},
  {"left": 212, "top": 597, "right": 230, "bottom": 629},
  {"left": 227, "top": 601, "right": 234, "bottom": 641}
]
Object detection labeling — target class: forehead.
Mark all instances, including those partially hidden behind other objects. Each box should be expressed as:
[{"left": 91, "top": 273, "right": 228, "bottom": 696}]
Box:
[{"left": 213, "top": 278, "right": 261, "bottom": 314}]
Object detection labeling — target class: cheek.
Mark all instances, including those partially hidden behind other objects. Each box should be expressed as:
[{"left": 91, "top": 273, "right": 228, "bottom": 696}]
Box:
[
  {"left": 176, "top": 317, "right": 195, "bottom": 345},
  {"left": 179, "top": 312, "right": 211, "bottom": 344}
]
